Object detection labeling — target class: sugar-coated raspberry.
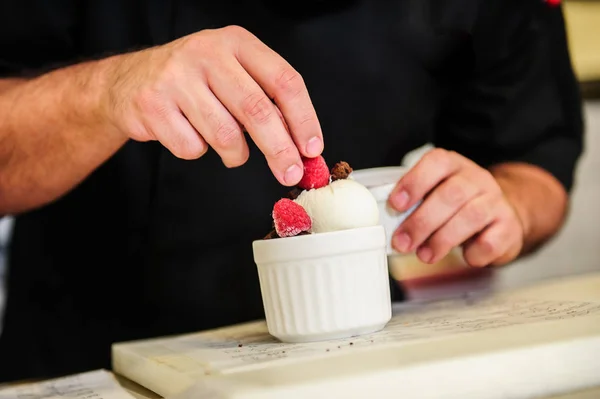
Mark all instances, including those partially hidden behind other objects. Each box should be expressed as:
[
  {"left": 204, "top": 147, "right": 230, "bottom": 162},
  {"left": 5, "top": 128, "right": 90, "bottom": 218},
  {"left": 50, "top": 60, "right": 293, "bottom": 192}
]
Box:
[
  {"left": 297, "top": 156, "right": 330, "bottom": 190},
  {"left": 272, "top": 198, "right": 312, "bottom": 237}
]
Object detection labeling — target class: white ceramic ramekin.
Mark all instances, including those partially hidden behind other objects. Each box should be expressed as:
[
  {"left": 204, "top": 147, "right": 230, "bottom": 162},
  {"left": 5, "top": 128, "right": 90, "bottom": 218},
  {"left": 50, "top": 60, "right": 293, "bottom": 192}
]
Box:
[
  {"left": 351, "top": 167, "right": 420, "bottom": 254},
  {"left": 252, "top": 225, "right": 391, "bottom": 343}
]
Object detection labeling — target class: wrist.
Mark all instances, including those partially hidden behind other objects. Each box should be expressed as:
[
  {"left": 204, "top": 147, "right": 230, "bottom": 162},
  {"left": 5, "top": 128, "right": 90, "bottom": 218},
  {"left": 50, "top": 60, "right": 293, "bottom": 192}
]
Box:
[
  {"left": 490, "top": 162, "right": 568, "bottom": 254},
  {"left": 493, "top": 172, "right": 531, "bottom": 248},
  {"left": 85, "top": 56, "right": 130, "bottom": 142},
  {"left": 24, "top": 56, "right": 131, "bottom": 145}
]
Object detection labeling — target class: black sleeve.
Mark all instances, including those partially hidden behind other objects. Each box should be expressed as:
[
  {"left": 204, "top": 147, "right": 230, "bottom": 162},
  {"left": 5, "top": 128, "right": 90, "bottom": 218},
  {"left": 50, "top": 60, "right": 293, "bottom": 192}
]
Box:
[
  {"left": 433, "top": 0, "right": 584, "bottom": 192},
  {"left": 0, "top": 1, "right": 78, "bottom": 77}
]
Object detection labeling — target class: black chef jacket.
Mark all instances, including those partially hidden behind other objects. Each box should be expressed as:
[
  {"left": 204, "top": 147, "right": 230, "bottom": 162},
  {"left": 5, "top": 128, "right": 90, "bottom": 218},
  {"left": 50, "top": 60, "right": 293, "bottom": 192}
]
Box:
[{"left": 0, "top": 0, "right": 583, "bottom": 382}]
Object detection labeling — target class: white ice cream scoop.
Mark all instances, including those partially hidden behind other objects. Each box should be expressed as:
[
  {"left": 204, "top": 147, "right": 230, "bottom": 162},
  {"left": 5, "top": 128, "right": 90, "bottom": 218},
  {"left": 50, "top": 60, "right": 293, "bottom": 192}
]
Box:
[{"left": 294, "top": 178, "right": 380, "bottom": 234}]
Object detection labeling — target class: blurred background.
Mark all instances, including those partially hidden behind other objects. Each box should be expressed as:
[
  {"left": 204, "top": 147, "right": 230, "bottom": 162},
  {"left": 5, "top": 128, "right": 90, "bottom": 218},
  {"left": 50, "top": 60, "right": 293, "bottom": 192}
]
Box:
[
  {"left": 387, "top": 0, "right": 600, "bottom": 300},
  {"left": 0, "top": 1, "right": 599, "bottom": 330},
  {"left": 494, "top": 0, "right": 600, "bottom": 288}
]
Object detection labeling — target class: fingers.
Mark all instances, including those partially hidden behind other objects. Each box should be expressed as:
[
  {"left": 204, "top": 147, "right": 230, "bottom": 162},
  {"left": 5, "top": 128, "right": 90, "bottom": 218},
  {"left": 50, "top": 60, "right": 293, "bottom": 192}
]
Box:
[
  {"left": 462, "top": 209, "right": 523, "bottom": 267},
  {"left": 416, "top": 195, "right": 498, "bottom": 264},
  {"left": 392, "top": 174, "right": 481, "bottom": 253},
  {"left": 236, "top": 32, "right": 324, "bottom": 158},
  {"left": 130, "top": 27, "right": 321, "bottom": 185},
  {"left": 206, "top": 59, "right": 303, "bottom": 186},
  {"left": 137, "top": 95, "right": 207, "bottom": 160},
  {"left": 389, "top": 149, "right": 463, "bottom": 212},
  {"left": 387, "top": 147, "right": 524, "bottom": 266},
  {"left": 176, "top": 83, "right": 249, "bottom": 167}
]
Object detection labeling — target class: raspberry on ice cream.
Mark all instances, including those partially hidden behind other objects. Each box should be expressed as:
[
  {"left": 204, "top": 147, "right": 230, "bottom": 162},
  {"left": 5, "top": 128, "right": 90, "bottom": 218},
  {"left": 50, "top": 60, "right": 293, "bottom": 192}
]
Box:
[
  {"left": 272, "top": 198, "right": 312, "bottom": 238},
  {"left": 263, "top": 157, "right": 379, "bottom": 239},
  {"left": 297, "top": 156, "right": 330, "bottom": 190}
]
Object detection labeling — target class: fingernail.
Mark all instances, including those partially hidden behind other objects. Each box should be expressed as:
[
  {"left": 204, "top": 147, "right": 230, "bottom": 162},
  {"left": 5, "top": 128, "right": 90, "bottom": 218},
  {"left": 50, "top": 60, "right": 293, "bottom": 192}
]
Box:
[
  {"left": 391, "top": 190, "right": 410, "bottom": 210},
  {"left": 393, "top": 232, "right": 411, "bottom": 253},
  {"left": 305, "top": 136, "right": 323, "bottom": 157},
  {"left": 284, "top": 164, "right": 303, "bottom": 185},
  {"left": 417, "top": 246, "right": 433, "bottom": 263}
]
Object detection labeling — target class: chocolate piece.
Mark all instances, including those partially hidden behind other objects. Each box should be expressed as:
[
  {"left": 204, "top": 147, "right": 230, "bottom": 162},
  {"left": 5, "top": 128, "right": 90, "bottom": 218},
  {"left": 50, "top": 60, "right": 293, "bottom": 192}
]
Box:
[
  {"left": 264, "top": 229, "right": 280, "bottom": 239},
  {"left": 263, "top": 228, "right": 310, "bottom": 239},
  {"left": 287, "top": 187, "right": 302, "bottom": 200},
  {"left": 330, "top": 161, "right": 353, "bottom": 181}
]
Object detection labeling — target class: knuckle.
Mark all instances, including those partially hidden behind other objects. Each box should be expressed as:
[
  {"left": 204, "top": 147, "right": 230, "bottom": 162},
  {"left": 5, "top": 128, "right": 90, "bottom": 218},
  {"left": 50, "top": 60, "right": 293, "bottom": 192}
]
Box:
[
  {"left": 183, "top": 34, "right": 213, "bottom": 55},
  {"left": 477, "top": 234, "right": 501, "bottom": 259},
  {"left": 425, "top": 147, "right": 448, "bottom": 161},
  {"left": 274, "top": 67, "right": 305, "bottom": 97},
  {"left": 269, "top": 143, "right": 296, "bottom": 160},
  {"left": 213, "top": 121, "right": 242, "bottom": 148},
  {"left": 297, "top": 113, "right": 319, "bottom": 129},
  {"left": 481, "top": 171, "right": 504, "bottom": 195},
  {"left": 490, "top": 183, "right": 503, "bottom": 197},
  {"left": 424, "top": 148, "right": 452, "bottom": 172},
  {"left": 477, "top": 168, "right": 496, "bottom": 185},
  {"left": 124, "top": 119, "right": 149, "bottom": 141},
  {"left": 225, "top": 149, "right": 250, "bottom": 168},
  {"left": 466, "top": 254, "right": 487, "bottom": 268},
  {"left": 174, "top": 139, "right": 206, "bottom": 160},
  {"left": 478, "top": 167, "right": 494, "bottom": 180},
  {"left": 183, "top": 31, "right": 227, "bottom": 63},
  {"left": 430, "top": 234, "right": 454, "bottom": 254},
  {"left": 241, "top": 92, "right": 274, "bottom": 125},
  {"left": 446, "top": 149, "right": 461, "bottom": 159},
  {"left": 162, "top": 54, "right": 180, "bottom": 74},
  {"left": 407, "top": 212, "right": 429, "bottom": 235},
  {"left": 222, "top": 25, "right": 248, "bottom": 37},
  {"left": 440, "top": 180, "right": 468, "bottom": 206},
  {"left": 157, "top": 66, "right": 178, "bottom": 90},
  {"left": 464, "top": 201, "right": 489, "bottom": 226},
  {"left": 237, "top": 152, "right": 251, "bottom": 166},
  {"left": 135, "top": 89, "right": 169, "bottom": 119}
]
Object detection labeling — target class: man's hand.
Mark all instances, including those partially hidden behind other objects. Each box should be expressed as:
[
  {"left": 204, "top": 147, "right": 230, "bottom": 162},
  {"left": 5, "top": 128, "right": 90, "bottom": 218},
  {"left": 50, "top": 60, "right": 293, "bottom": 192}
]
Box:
[
  {"left": 0, "top": 25, "right": 324, "bottom": 214},
  {"left": 103, "top": 25, "right": 323, "bottom": 186},
  {"left": 388, "top": 148, "right": 525, "bottom": 267}
]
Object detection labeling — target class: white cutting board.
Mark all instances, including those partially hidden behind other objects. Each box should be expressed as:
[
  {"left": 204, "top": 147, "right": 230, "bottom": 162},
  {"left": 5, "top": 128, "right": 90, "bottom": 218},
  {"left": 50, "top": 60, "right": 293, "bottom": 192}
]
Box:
[{"left": 113, "top": 272, "right": 600, "bottom": 399}]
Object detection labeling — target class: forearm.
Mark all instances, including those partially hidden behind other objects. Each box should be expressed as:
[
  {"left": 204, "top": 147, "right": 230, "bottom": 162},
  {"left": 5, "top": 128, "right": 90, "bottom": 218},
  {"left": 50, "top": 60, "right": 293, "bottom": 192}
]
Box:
[
  {"left": 490, "top": 162, "right": 569, "bottom": 256},
  {"left": 0, "top": 58, "right": 128, "bottom": 215}
]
